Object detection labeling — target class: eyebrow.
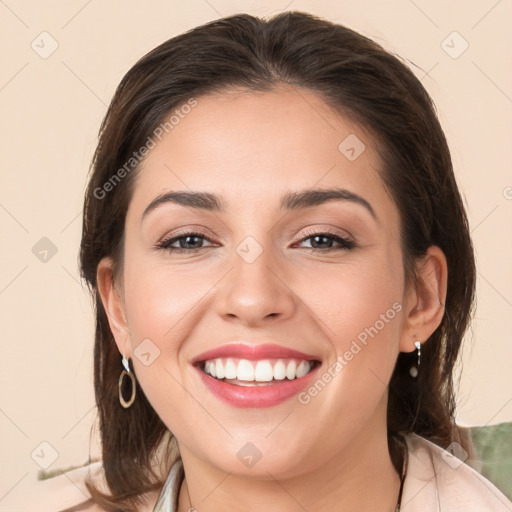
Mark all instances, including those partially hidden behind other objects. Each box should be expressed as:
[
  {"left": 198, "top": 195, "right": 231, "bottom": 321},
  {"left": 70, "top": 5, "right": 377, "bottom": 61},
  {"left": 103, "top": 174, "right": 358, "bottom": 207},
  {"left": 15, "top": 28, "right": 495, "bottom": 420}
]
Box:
[{"left": 141, "top": 187, "right": 377, "bottom": 222}]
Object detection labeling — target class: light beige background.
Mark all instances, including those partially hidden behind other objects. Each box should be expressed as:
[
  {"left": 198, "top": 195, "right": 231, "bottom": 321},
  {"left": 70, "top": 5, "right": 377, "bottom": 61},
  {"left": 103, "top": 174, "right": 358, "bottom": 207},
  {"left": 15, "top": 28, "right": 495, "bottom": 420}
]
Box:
[{"left": 1, "top": 0, "right": 511, "bottom": 504}]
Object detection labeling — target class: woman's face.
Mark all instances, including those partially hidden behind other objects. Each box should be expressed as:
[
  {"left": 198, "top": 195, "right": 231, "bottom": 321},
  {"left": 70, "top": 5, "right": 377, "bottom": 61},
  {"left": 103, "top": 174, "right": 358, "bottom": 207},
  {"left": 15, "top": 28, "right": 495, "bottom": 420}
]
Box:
[{"left": 101, "top": 86, "right": 419, "bottom": 478}]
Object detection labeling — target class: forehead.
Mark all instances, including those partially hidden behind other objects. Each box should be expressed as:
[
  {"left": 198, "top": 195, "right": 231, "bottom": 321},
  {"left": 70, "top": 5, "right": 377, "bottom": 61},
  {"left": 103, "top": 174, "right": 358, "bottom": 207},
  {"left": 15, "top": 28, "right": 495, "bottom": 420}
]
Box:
[{"left": 127, "top": 86, "right": 395, "bottom": 224}]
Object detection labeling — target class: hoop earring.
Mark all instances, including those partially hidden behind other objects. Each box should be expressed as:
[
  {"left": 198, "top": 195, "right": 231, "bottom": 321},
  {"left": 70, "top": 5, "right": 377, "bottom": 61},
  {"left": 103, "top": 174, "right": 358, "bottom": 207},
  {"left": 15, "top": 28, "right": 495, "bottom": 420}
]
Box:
[
  {"left": 119, "top": 354, "right": 136, "bottom": 408},
  {"left": 409, "top": 340, "right": 421, "bottom": 378}
]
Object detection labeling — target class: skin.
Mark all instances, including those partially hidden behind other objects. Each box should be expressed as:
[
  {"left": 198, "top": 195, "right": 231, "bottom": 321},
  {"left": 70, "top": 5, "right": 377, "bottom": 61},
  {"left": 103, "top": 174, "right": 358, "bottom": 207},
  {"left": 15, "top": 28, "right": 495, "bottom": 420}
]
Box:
[{"left": 97, "top": 86, "right": 447, "bottom": 512}]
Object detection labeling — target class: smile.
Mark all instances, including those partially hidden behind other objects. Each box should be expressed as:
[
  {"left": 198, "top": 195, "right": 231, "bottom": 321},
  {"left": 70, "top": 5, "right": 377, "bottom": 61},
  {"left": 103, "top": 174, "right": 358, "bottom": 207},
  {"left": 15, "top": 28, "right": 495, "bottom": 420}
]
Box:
[
  {"left": 202, "top": 357, "right": 318, "bottom": 385},
  {"left": 192, "top": 343, "right": 322, "bottom": 408}
]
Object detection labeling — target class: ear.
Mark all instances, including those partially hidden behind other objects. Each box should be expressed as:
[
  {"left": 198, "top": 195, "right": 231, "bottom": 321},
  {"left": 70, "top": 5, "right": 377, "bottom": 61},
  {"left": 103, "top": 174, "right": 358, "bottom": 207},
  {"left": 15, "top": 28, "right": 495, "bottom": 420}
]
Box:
[
  {"left": 399, "top": 245, "right": 448, "bottom": 353},
  {"left": 96, "top": 257, "right": 131, "bottom": 358}
]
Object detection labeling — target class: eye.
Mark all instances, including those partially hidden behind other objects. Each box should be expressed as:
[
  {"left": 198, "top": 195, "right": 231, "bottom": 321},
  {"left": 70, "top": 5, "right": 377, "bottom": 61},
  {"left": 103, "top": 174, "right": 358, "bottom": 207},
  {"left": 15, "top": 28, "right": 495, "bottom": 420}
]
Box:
[
  {"left": 156, "top": 231, "right": 215, "bottom": 252},
  {"left": 155, "top": 229, "right": 356, "bottom": 254},
  {"left": 294, "top": 230, "right": 356, "bottom": 252}
]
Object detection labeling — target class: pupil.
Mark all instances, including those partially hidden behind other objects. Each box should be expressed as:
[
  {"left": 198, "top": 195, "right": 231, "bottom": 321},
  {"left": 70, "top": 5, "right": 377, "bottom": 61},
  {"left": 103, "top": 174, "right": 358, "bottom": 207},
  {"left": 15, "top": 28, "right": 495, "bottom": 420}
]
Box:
[
  {"left": 313, "top": 235, "right": 331, "bottom": 248},
  {"left": 182, "top": 235, "right": 201, "bottom": 248}
]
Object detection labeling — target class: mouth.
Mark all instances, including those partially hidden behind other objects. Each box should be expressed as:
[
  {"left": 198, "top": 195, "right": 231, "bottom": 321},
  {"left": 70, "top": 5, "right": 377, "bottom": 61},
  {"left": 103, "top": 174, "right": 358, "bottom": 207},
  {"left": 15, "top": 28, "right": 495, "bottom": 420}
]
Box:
[
  {"left": 197, "top": 357, "right": 321, "bottom": 386},
  {"left": 191, "top": 343, "right": 322, "bottom": 408}
]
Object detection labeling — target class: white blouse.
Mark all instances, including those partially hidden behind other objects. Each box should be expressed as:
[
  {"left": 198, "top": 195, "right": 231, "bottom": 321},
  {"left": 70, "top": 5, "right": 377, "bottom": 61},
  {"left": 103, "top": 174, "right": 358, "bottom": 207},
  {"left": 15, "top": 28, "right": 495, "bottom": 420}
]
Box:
[{"left": 8, "top": 433, "right": 512, "bottom": 512}]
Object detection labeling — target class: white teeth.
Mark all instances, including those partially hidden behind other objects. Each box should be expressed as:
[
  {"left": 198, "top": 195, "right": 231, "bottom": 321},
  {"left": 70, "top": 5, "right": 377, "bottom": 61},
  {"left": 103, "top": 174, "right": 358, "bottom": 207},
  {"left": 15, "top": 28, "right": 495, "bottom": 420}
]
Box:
[
  {"left": 255, "top": 361, "right": 274, "bottom": 382},
  {"left": 237, "top": 359, "right": 255, "bottom": 381},
  {"left": 215, "top": 359, "right": 225, "bottom": 379},
  {"left": 225, "top": 358, "right": 237, "bottom": 379},
  {"left": 273, "top": 360, "right": 286, "bottom": 380},
  {"left": 296, "top": 361, "right": 309, "bottom": 378},
  {"left": 202, "top": 358, "right": 315, "bottom": 382},
  {"left": 286, "top": 360, "right": 297, "bottom": 380}
]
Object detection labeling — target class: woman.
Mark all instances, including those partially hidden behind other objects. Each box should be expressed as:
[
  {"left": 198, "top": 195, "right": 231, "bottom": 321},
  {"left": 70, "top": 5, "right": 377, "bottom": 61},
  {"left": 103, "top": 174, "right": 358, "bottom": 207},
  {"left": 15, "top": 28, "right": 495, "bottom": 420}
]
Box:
[{"left": 40, "top": 10, "right": 512, "bottom": 512}]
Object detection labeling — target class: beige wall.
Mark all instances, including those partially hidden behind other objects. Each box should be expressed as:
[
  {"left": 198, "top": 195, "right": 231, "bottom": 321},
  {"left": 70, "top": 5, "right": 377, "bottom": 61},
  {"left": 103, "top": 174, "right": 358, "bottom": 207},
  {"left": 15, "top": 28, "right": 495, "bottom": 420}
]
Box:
[{"left": 1, "top": 0, "right": 511, "bottom": 503}]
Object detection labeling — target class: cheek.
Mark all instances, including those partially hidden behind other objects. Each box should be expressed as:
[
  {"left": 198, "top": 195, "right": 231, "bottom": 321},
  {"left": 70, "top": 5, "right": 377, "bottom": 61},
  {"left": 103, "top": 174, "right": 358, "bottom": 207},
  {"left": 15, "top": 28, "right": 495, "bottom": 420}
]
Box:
[
  {"left": 120, "top": 252, "right": 225, "bottom": 429},
  {"left": 119, "top": 268, "right": 197, "bottom": 436},
  {"left": 295, "top": 252, "right": 403, "bottom": 406},
  {"left": 297, "top": 253, "right": 402, "bottom": 351},
  {"left": 123, "top": 255, "right": 208, "bottom": 347},
  {"left": 119, "top": 257, "right": 186, "bottom": 365}
]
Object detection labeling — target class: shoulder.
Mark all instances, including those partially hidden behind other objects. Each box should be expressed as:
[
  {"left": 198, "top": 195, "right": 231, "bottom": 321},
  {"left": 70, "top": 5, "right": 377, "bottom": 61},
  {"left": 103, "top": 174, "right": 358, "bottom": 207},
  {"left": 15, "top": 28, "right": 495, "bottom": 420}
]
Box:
[
  {"left": 402, "top": 433, "right": 512, "bottom": 511},
  {"left": 0, "top": 461, "right": 159, "bottom": 512}
]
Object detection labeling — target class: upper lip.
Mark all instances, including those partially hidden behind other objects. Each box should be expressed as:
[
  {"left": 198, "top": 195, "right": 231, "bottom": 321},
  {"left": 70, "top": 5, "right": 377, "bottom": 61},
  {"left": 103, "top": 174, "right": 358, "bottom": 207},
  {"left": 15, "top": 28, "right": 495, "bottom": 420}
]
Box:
[{"left": 191, "top": 343, "right": 321, "bottom": 364}]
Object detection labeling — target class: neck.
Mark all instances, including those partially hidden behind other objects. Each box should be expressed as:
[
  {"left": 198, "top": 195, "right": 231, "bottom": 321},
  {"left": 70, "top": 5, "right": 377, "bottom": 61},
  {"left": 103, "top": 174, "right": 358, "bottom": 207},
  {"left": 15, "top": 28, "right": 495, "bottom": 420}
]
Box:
[{"left": 177, "top": 407, "right": 401, "bottom": 512}]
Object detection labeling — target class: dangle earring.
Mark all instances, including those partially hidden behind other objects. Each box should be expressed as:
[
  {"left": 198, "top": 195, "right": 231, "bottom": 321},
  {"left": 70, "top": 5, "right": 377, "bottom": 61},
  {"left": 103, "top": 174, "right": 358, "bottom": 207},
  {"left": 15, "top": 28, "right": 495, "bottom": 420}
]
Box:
[
  {"left": 409, "top": 341, "right": 421, "bottom": 378},
  {"left": 119, "top": 353, "right": 136, "bottom": 408}
]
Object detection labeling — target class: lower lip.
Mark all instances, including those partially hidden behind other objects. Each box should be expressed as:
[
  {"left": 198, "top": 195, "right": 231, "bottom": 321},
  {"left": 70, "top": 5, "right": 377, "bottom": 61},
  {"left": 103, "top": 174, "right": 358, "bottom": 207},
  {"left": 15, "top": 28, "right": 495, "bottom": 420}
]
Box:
[{"left": 195, "top": 364, "right": 321, "bottom": 408}]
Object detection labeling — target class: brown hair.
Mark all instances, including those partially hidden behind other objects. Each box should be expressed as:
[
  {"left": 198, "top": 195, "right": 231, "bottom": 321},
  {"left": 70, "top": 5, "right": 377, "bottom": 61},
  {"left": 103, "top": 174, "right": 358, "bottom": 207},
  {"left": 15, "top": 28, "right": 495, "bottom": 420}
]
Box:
[{"left": 79, "top": 10, "right": 476, "bottom": 511}]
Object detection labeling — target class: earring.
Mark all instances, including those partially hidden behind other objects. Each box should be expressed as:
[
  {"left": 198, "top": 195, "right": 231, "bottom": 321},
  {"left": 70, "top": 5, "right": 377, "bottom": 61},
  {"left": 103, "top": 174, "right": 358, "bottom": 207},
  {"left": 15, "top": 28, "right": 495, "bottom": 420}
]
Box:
[
  {"left": 119, "top": 354, "right": 136, "bottom": 408},
  {"left": 409, "top": 341, "right": 421, "bottom": 378}
]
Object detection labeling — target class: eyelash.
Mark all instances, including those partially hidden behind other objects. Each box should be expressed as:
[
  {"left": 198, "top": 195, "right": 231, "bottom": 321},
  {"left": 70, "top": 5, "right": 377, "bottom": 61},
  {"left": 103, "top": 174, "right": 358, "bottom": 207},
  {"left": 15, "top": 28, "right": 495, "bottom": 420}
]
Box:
[{"left": 155, "top": 229, "right": 356, "bottom": 253}]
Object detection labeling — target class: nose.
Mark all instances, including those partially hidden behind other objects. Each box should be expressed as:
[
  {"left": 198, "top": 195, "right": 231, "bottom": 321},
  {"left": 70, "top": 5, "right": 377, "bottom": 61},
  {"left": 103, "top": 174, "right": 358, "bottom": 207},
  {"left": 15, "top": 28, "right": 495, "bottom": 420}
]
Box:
[{"left": 215, "top": 241, "right": 297, "bottom": 327}]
